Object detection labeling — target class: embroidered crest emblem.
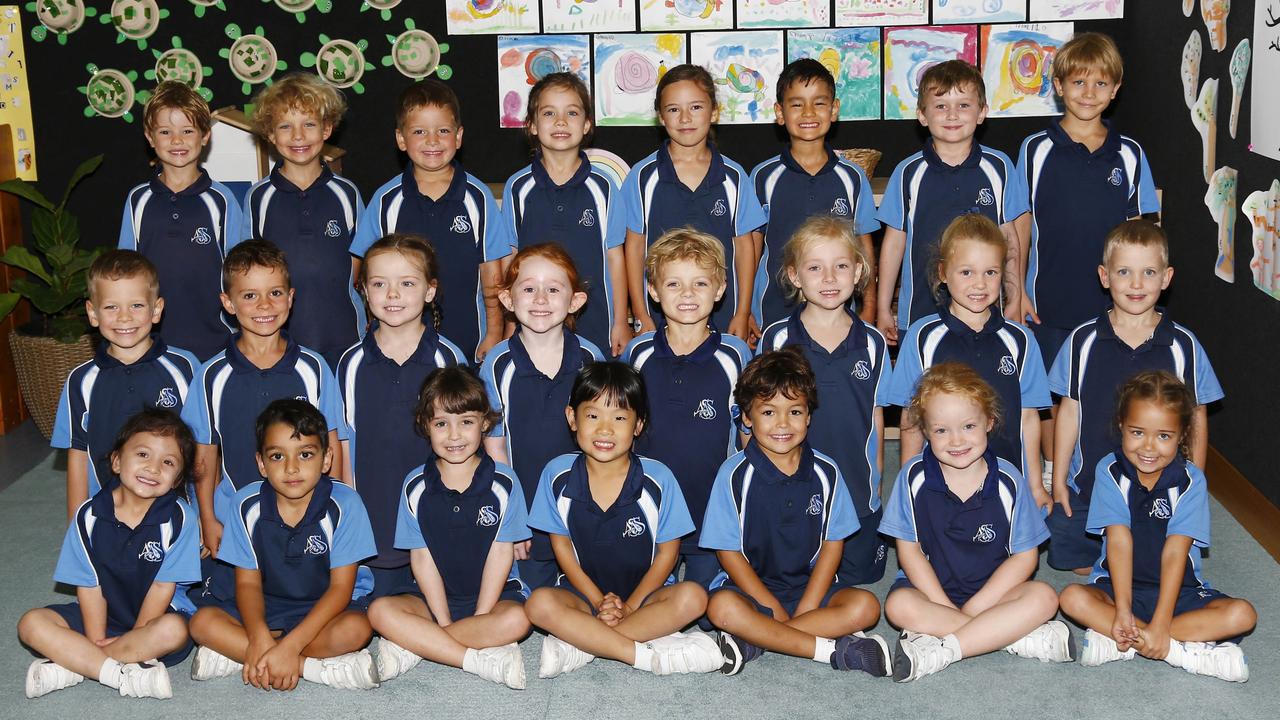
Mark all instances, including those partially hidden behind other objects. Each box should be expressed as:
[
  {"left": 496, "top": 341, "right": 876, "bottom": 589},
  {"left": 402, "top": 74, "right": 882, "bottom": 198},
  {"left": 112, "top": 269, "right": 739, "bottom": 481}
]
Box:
[
  {"left": 998, "top": 355, "right": 1016, "bottom": 376},
  {"left": 973, "top": 524, "right": 996, "bottom": 543},
  {"left": 325, "top": 220, "right": 342, "bottom": 238},
  {"left": 138, "top": 541, "right": 163, "bottom": 562},
  {"left": 477, "top": 505, "right": 498, "bottom": 527},
  {"left": 156, "top": 387, "right": 178, "bottom": 408},
  {"left": 976, "top": 188, "right": 995, "bottom": 206},
  {"left": 852, "top": 360, "right": 871, "bottom": 380},
  {"left": 807, "top": 494, "right": 823, "bottom": 516},
  {"left": 1149, "top": 498, "right": 1172, "bottom": 520},
  {"left": 304, "top": 534, "right": 329, "bottom": 555},
  {"left": 1108, "top": 168, "right": 1123, "bottom": 186},
  {"left": 831, "top": 198, "right": 850, "bottom": 216},
  {"left": 623, "top": 516, "right": 645, "bottom": 538},
  {"left": 579, "top": 208, "right": 595, "bottom": 227},
  {"left": 693, "top": 399, "right": 716, "bottom": 420},
  {"left": 710, "top": 199, "right": 727, "bottom": 216},
  {"left": 451, "top": 215, "right": 472, "bottom": 234},
  {"left": 191, "top": 227, "right": 212, "bottom": 245}
]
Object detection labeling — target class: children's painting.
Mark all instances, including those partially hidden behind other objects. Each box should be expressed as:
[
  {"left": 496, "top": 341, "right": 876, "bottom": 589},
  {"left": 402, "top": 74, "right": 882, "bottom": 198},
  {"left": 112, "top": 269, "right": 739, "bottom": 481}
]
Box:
[
  {"left": 689, "top": 30, "right": 785, "bottom": 124},
  {"left": 1244, "top": 180, "right": 1280, "bottom": 299},
  {"left": 883, "top": 25, "right": 978, "bottom": 120},
  {"left": 1204, "top": 166, "right": 1237, "bottom": 282},
  {"left": 737, "top": 0, "right": 829, "bottom": 28},
  {"left": 1251, "top": 1, "right": 1280, "bottom": 161},
  {"left": 447, "top": 0, "right": 541, "bottom": 34},
  {"left": 640, "top": 0, "right": 733, "bottom": 31},
  {"left": 934, "top": 0, "right": 1025, "bottom": 24},
  {"left": 543, "top": 0, "right": 637, "bottom": 33},
  {"left": 1029, "top": 0, "right": 1123, "bottom": 21},
  {"left": 497, "top": 34, "right": 590, "bottom": 128},
  {"left": 594, "top": 33, "right": 686, "bottom": 126},
  {"left": 980, "top": 23, "right": 1073, "bottom": 117},
  {"left": 835, "top": 0, "right": 927, "bottom": 27},
  {"left": 787, "top": 28, "right": 881, "bottom": 120}
]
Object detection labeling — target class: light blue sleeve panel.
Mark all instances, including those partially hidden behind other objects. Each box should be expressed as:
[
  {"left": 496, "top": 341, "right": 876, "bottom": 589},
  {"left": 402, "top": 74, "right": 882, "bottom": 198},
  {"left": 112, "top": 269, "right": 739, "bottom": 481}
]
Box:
[
  {"left": 697, "top": 454, "right": 745, "bottom": 552},
  {"left": 645, "top": 458, "right": 695, "bottom": 544},
  {"left": 329, "top": 483, "right": 377, "bottom": 568},
  {"left": 155, "top": 499, "right": 202, "bottom": 584},
  {"left": 527, "top": 455, "right": 574, "bottom": 536},
  {"left": 393, "top": 467, "right": 428, "bottom": 551},
  {"left": 749, "top": 160, "right": 772, "bottom": 224},
  {"left": 211, "top": 181, "right": 246, "bottom": 250},
  {"left": 1085, "top": 455, "right": 1132, "bottom": 535},
  {"left": 52, "top": 504, "right": 97, "bottom": 587},
  {"left": 1168, "top": 463, "right": 1211, "bottom": 548},
  {"left": 437, "top": 333, "right": 470, "bottom": 368},
  {"left": 474, "top": 178, "right": 512, "bottom": 264},
  {"left": 499, "top": 171, "right": 521, "bottom": 251},
  {"left": 726, "top": 157, "right": 767, "bottom": 236},
  {"left": 883, "top": 321, "right": 926, "bottom": 407},
  {"left": 351, "top": 177, "right": 398, "bottom": 257},
  {"left": 1132, "top": 146, "right": 1160, "bottom": 216},
  {"left": 496, "top": 464, "right": 532, "bottom": 543},
  {"left": 1017, "top": 327, "right": 1052, "bottom": 409},
  {"left": 851, "top": 163, "right": 881, "bottom": 235},
  {"left": 600, "top": 174, "right": 626, "bottom": 249},
  {"left": 180, "top": 360, "right": 215, "bottom": 444},
  {"left": 51, "top": 380, "right": 81, "bottom": 450},
  {"left": 878, "top": 461, "right": 919, "bottom": 542},
  {"left": 239, "top": 184, "right": 258, "bottom": 241},
  {"left": 997, "top": 149, "right": 1030, "bottom": 221},
  {"left": 216, "top": 484, "right": 261, "bottom": 571},
  {"left": 618, "top": 163, "right": 647, "bottom": 235},
  {"left": 823, "top": 463, "right": 861, "bottom": 542},
  {"left": 118, "top": 196, "right": 138, "bottom": 249},
  {"left": 479, "top": 346, "right": 507, "bottom": 439},
  {"left": 1003, "top": 460, "right": 1050, "bottom": 553},
  {"left": 316, "top": 360, "right": 346, "bottom": 437},
  {"left": 876, "top": 160, "right": 908, "bottom": 230},
  {"left": 873, "top": 331, "right": 895, "bottom": 407},
  {"left": 1188, "top": 336, "right": 1226, "bottom": 404},
  {"left": 1046, "top": 335, "right": 1075, "bottom": 399}
]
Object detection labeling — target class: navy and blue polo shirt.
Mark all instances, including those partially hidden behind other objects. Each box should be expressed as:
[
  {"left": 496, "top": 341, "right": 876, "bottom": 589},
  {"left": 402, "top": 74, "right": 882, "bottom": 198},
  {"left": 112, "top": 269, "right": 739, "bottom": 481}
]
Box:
[
  {"left": 394, "top": 454, "right": 531, "bottom": 603},
  {"left": 617, "top": 142, "right": 767, "bottom": 331},
  {"left": 621, "top": 325, "right": 751, "bottom": 555},
  {"left": 1017, "top": 121, "right": 1159, "bottom": 330},
  {"left": 181, "top": 334, "right": 344, "bottom": 522},
  {"left": 877, "top": 141, "right": 1029, "bottom": 330},
  {"left": 52, "top": 338, "right": 199, "bottom": 497},
  {"left": 118, "top": 169, "right": 244, "bottom": 361},
  {"left": 1086, "top": 452, "right": 1212, "bottom": 589},
  {"left": 700, "top": 441, "right": 859, "bottom": 599},
  {"left": 352, "top": 162, "right": 509, "bottom": 361},
  {"left": 881, "top": 450, "right": 1049, "bottom": 605},
  {"left": 54, "top": 486, "right": 201, "bottom": 626},
  {"left": 480, "top": 329, "right": 603, "bottom": 508},
  {"left": 241, "top": 165, "right": 366, "bottom": 363},
  {"left": 758, "top": 308, "right": 892, "bottom": 518},
  {"left": 1048, "top": 311, "right": 1224, "bottom": 500},
  {"left": 501, "top": 154, "right": 623, "bottom": 354},
  {"left": 886, "top": 305, "right": 1050, "bottom": 478},
  {"left": 750, "top": 147, "right": 881, "bottom": 327},
  {"left": 528, "top": 453, "right": 694, "bottom": 599}
]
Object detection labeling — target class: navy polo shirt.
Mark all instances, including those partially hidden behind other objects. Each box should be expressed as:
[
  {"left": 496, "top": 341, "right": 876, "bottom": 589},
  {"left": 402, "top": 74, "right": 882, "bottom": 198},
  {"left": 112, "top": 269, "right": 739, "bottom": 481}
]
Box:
[
  {"left": 480, "top": 329, "right": 603, "bottom": 506},
  {"left": 394, "top": 455, "right": 531, "bottom": 603},
  {"left": 886, "top": 304, "right": 1050, "bottom": 478},
  {"left": 241, "top": 165, "right": 366, "bottom": 361},
  {"left": 217, "top": 477, "right": 377, "bottom": 607},
  {"left": 181, "top": 334, "right": 345, "bottom": 522},
  {"left": 52, "top": 338, "right": 199, "bottom": 497},
  {"left": 750, "top": 147, "right": 881, "bottom": 327},
  {"left": 55, "top": 487, "right": 201, "bottom": 625},
  {"left": 618, "top": 142, "right": 767, "bottom": 331},
  {"left": 352, "top": 162, "right": 509, "bottom": 361},
  {"left": 881, "top": 450, "right": 1049, "bottom": 605},
  {"left": 501, "top": 154, "right": 623, "bottom": 354},
  {"left": 700, "top": 442, "right": 859, "bottom": 598},
  {"left": 759, "top": 308, "right": 892, "bottom": 517},
  {"left": 528, "top": 453, "right": 694, "bottom": 599},
  {"left": 118, "top": 169, "right": 244, "bottom": 361},
  {"left": 1017, "top": 121, "right": 1159, "bottom": 329},
  {"left": 338, "top": 323, "right": 467, "bottom": 568},
  {"left": 621, "top": 325, "right": 751, "bottom": 554},
  {"left": 1087, "top": 452, "right": 1212, "bottom": 589},
  {"left": 877, "top": 141, "right": 1028, "bottom": 330},
  {"left": 1048, "top": 311, "right": 1224, "bottom": 500}
]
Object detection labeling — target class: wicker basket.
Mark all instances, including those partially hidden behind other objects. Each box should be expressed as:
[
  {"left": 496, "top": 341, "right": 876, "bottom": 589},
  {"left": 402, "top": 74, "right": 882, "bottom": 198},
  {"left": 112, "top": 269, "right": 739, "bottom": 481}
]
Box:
[
  {"left": 8, "top": 332, "right": 95, "bottom": 440},
  {"left": 838, "top": 148, "right": 883, "bottom": 179}
]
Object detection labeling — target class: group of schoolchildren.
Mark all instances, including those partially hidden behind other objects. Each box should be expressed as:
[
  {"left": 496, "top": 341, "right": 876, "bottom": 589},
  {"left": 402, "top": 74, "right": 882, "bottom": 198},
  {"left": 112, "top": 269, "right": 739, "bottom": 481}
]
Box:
[{"left": 17, "top": 30, "right": 1259, "bottom": 701}]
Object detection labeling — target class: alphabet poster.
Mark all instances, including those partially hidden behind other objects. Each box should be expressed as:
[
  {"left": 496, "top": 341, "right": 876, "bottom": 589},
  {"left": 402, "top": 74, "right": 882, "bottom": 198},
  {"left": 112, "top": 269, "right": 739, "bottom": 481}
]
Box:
[{"left": 0, "top": 6, "right": 35, "bottom": 180}]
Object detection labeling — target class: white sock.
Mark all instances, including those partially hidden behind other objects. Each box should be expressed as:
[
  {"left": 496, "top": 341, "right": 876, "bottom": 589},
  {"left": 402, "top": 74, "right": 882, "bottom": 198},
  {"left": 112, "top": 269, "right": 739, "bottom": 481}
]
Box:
[
  {"left": 941, "top": 634, "right": 964, "bottom": 661},
  {"left": 98, "top": 658, "right": 123, "bottom": 689},
  {"left": 813, "top": 637, "right": 837, "bottom": 663},
  {"left": 301, "top": 657, "right": 325, "bottom": 683},
  {"left": 461, "top": 648, "right": 482, "bottom": 675},
  {"left": 632, "top": 641, "right": 655, "bottom": 671},
  {"left": 1164, "top": 639, "right": 1186, "bottom": 667}
]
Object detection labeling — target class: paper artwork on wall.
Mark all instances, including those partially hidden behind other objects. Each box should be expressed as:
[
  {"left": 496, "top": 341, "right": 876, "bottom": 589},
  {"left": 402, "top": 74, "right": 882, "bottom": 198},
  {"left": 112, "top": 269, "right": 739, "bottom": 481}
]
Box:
[
  {"left": 689, "top": 30, "right": 785, "bottom": 124},
  {"left": 787, "top": 28, "right": 882, "bottom": 121},
  {"left": 1184, "top": 0, "right": 1194, "bottom": 15},
  {"left": 835, "top": 0, "right": 926, "bottom": 27},
  {"left": 100, "top": 0, "right": 168, "bottom": 50},
  {"left": 146, "top": 37, "right": 214, "bottom": 102},
  {"left": 1201, "top": 0, "right": 1230, "bottom": 51},
  {"left": 1192, "top": 78, "right": 1217, "bottom": 183},
  {"left": 79, "top": 64, "right": 139, "bottom": 122},
  {"left": 1181, "top": 31, "right": 1201, "bottom": 110},
  {"left": 448, "top": 0, "right": 541, "bottom": 35},
  {"left": 543, "top": 0, "right": 637, "bottom": 33},
  {"left": 1228, "top": 38, "right": 1250, "bottom": 139},
  {"left": 220, "top": 23, "right": 288, "bottom": 94},
  {"left": 301, "top": 35, "right": 374, "bottom": 93},
  {"left": 594, "top": 33, "right": 685, "bottom": 126},
  {"left": 1244, "top": 180, "right": 1280, "bottom": 299},
  {"left": 27, "top": 0, "right": 98, "bottom": 44},
  {"left": 884, "top": 25, "right": 978, "bottom": 120},
  {"left": 1028, "top": 0, "right": 1122, "bottom": 21},
  {"left": 1251, "top": 2, "right": 1280, "bottom": 161},
  {"left": 0, "top": 7, "right": 37, "bottom": 179},
  {"left": 497, "top": 34, "right": 589, "bottom": 128},
  {"left": 1205, "top": 166, "right": 1237, "bottom": 282},
  {"left": 640, "top": 0, "right": 732, "bottom": 31},
  {"left": 980, "top": 23, "right": 1072, "bottom": 117},
  {"left": 934, "top": 1, "right": 1025, "bottom": 24},
  {"left": 737, "top": 0, "right": 828, "bottom": 28},
  {"left": 383, "top": 19, "right": 451, "bottom": 80}
]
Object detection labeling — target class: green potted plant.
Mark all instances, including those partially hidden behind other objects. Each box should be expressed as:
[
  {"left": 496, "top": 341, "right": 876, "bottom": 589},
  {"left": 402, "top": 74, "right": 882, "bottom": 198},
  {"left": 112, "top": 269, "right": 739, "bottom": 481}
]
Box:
[{"left": 0, "top": 154, "right": 104, "bottom": 439}]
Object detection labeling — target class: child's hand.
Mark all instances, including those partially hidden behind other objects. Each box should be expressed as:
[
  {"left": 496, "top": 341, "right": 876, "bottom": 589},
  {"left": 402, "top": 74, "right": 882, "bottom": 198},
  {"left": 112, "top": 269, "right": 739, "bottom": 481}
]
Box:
[
  {"left": 259, "top": 643, "right": 302, "bottom": 691},
  {"left": 201, "top": 517, "right": 224, "bottom": 559},
  {"left": 476, "top": 332, "right": 503, "bottom": 362},
  {"left": 727, "top": 313, "right": 753, "bottom": 344},
  {"left": 1135, "top": 622, "right": 1172, "bottom": 661},
  {"left": 1051, "top": 483, "right": 1073, "bottom": 518},
  {"left": 746, "top": 316, "right": 761, "bottom": 350},
  {"left": 875, "top": 310, "right": 898, "bottom": 346},
  {"left": 1020, "top": 291, "right": 1040, "bottom": 325},
  {"left": 513, "top": 539, "right": 531, "bottom": 561},
  {"left": 1030, "top": 482, "right": 1052, "bottom": 513},
  {"left": 610, "top": 321, "right": 633, "bottom": 357},
  {"left": 94, "top": 636, "right": 118, "bottom": 648},
  {"left": 244, "top": 632, "right": 276, "bottom": 690},
  {"left": 1111, "top": 609, "right": 1139, "bottom": 651},
  {"left": 764, "top": 600, "right": 790, "bottom": 623}
]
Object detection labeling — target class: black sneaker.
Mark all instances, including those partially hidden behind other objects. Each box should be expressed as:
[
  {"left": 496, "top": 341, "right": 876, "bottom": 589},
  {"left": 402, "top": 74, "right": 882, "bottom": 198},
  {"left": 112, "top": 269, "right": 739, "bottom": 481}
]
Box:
[
  {"left": 717, "top": 631, "right": 763, "bottom": 676},
  {"left": 831, "top": 632, "right": 891, "bottom": 676}
]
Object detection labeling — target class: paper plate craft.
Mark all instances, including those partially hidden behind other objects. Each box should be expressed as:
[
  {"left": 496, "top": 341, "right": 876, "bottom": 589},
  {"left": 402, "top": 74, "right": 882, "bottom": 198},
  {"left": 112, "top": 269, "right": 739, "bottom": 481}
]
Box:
[
  {"left": 1244, "top": 180, "right": 1280, "bottom": 299},
  {"left": 145, "top": 36, "right": 214, "bottom": 102},
  {"left": 1181, "top": 30, "right": 1201, "bottom": 110},
  {"left": 585, "top": 148, "right": 631, "bottom": 188},
  {"left": 1201, "top": 0, "right": 1229, "bottom": 51},
  {"left": 99, "top": 0, "right": 167, "bottom": 49},
  {"left": 362, "top": 0, "right": 401, "bottom": 20},
  {"left": 835, "top": 0, "right": 927, "bottom": 27},
  {"left": 1183, "top": 0, "right": 1194, "bottom": 16},
  {"left": 1228, "top": 38, "right": 1250, "bottom": 139},
  {"left": 79, "top": 64, "right": 139, "bottom": 122},
  {"left": 382, "top": 18, "right": 451, "bottom": 80},
  {"left": 268, "top": 0, "right": 333, "bottom": 23},
  {"left": 26, "top": 0, "right": 98, "bottom": 44},
  {"left": 301, "top": 35, "right": 374, "bottom": 93},
  {"left": 189, "top": 1, "right": 225, "bottom": 17},
  {"left": 1205, "top": 167, "right": 1237, "bottom": 282},
  {"left": 220, "top": 23, "right": 288, "bottom": 95},
  {"left": 1191, "top": 78, "right": 1217, "bottom": 183}
]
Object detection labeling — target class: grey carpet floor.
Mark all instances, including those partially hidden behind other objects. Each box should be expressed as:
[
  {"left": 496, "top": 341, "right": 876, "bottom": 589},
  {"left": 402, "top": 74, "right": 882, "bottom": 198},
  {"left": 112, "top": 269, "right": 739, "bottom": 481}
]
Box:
[{"left": 2, "top": 450, "right": 1276, "bottom": 720}]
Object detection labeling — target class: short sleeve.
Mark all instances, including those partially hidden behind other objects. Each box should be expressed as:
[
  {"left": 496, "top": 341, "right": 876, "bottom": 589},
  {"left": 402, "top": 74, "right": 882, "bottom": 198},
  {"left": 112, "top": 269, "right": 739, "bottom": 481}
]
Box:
[
  {"left": 1085, "top": 459, "right": 1133, "bottom": 536},
  {"left": 578, "top": 335, "right": 607, "bottom": 361},
  {"left": 1167, "top": 467, "right": 1211, "bottom": 548},
  {"left": 52, "top": 508, "right": 98, "bottom": 587},
  {"left": 823, "top": 467, "right": 860, "bottom": 542},
  {"left": 437, "top": 334, "right": 470, "bottom": 368},
  {"left": 651, "top": 461, "right": 695, "bottom": 544},
  {"left": 479, "top": 348, "right": 506, "bottom": 439},
  {"left": 478, "top": 183, "right": 511, "bottom": 264},
  {"left": 873, "top": 337, "right": 894, "bottom": 407},
  {"left": 733, "top": 172, "right": 767, "bottom": 236},
  {"left": 876, "top": 161, "right": 907, "bottom": 230},
  {"left": 619, "top": 166, "right": 646, "bottom": 235},
  {"left": 216, "top": 491, "right": 260, "bottom": 571},
  {"left": 749, "top": 161, "right": 771, "bottom": 223},
  {"left": 1005, "top": 464, "right": 1050, "bottom": 553},
  {"left": 1000, "top": 154, "right": 1030, "bottom": 221},
  {"left": 883, "top": 323, "right": 926, "bottom": 406},
  {"left": 1131, "top": 147, "right": 1160, "bottom": 217},
  {"left": 1047, "top": 337, "right": 1075, "bottom": 399},
  {"left": 499, "top": 173, "right": 520, "bottom": 251},
  {"left": 1189, "top": 338, "right": 1225, "bottom": 405},
  {"left": 317, "top": 362, "right": 346, "bottom": 437},
  {"left": 1018, "top": 335, "right": 1052, "bottom": 409},
  {"left": 878, "top": 463, "right": 919, "bottom": 542},
  {"left": 239, "top": 189, "right": 257, "bottom": 241},
  {"left": 527, "top": 459, "right": 572, "bottom": 537},
  {"left": 118, "top": 200, "right": 137, "bottom": 249},
  {"left": 852, "top": 164, "right": 881, "bottom": 236},
  {"left": 221, "top": 189, "right": 246, "bottom": 248},
  {"left": 351, "top": 186, "right": 387, "bottom": 257},
  {"left": 51, "top": 379, "right": 83, "bottom": 450},
  {"left": 697, "top": 456, "right": 744, "bottom": 551},
  {"left": 181, "top": 364, "right": 215, "bottom": 445},
  {"left": 329, "top": 486, "right": 377, "bottom": 568},
  {"left": 393, "top": 469, "right": 428, "bottom": 551},
  {"left": 496, "top": 470, "right": 532, "bottom": 543},
  {"left": 155, "top": 501, "right": 202, "bottom": 584}
]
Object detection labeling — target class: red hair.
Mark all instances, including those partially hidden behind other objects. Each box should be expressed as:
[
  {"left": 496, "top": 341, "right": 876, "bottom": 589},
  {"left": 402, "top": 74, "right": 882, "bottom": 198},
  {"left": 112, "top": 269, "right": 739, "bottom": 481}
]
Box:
[{"left": 500, "top": 243, "right": 586, "bottom": 329}]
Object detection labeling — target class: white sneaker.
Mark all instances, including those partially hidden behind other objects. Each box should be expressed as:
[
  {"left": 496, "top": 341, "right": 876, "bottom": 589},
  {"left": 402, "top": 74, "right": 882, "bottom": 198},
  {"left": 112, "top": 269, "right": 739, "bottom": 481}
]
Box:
[
  {"left": 311, "top": 650, "right": 380, "bottom": 690},
  {"left": 1170, "top": 641, "right": 1249, "bottom": 682},
  {"left": 1005, "top": 621, "right": 1076, "bottom": 663},
  {"left": 375, "top": 638, "right": 422, "bottom": 682},
  {"left": 25, "top": 660, "right": 84, "bottom": 698},
  {"left": 538, "top": 635, "right": 594, "bottom": 679},
  {"left": 891, "top": 632, "right": 958, "bottom": 682},
  {"left": 1041, "top": 461, "right": 1054, "bottom": 494},
  {"left": 469, "top": 643, "right": 526, "bottom": 690},
  {"left": 649, "top": 631, "right": 724, "bottom": 675},
  {"left": 117, "top": 660, "right": 172, "bottom": 699},
  {"left": 190, "top": 645, "right": 242, "bottom": 680},
  {"left": 1080, "top": 628, "right": 1136, "bottom": 667}
]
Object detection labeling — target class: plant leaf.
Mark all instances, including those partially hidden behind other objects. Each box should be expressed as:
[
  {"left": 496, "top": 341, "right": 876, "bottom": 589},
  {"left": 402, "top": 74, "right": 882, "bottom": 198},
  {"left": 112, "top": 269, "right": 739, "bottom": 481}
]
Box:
[
  {"left": 58, "top": 155, "right": 105, "bottom": 210},
  {"left": 30, "top": 207, "right": 55, "bottom": 250},
  {"left": 11, "top": 278, "right": 73, "bottom": 315},
  {"left": 0, "top": 179, "right": 54, "bottom": 211},
  {"left": 61, "top": 250, "right": 99, "bottom": 281},
  {"left": 0, "top": 246, "right": 53, "bottom": 285},
  {"left": 0, "top": 292, "right": 18, "bottom": 321}
]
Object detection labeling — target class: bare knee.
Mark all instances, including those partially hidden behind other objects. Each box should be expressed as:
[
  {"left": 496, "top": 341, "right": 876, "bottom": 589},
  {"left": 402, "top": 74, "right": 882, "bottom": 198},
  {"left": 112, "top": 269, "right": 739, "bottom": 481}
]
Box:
[
  {"left": 494, "top": 602, "right": 532, "bottom": 638},
  {"left": 1024, "top": 581, "right": 1060, "bottom": 620},
  {"left": 366, "top": 597, "right": 394, "bottom": 631},
  {"left": 835, "top": 588, "right": 882, "bottom": 628},
  {"left": 330, "top": 612, "right": 373, "bottom": 652},
  {"left": 149, "top": 613, "right": 191, "bottom": 651},
  {"left": 188, "top": 607, "right": 219, "bottom": 644},
  {"left": 883, "top": 589, "right": 917, "bottom": 629},
  {"left": 1223, "top": 599, "right": 1257, "bottom": 635},
  {"left": 524, "top": 588, "right": 560, "bottom": 627},
  {"left": 1058, "top": 584, "right": 1090, "bottom": 617},
  {"left": 17, "top": 608, "right": 53, "bottom": 646},
  {"left": 706, "top": 591, "right": 751, "bottom": 630},
  {"left": 668, "top": 582, "right": 709, "bottom": 619}
]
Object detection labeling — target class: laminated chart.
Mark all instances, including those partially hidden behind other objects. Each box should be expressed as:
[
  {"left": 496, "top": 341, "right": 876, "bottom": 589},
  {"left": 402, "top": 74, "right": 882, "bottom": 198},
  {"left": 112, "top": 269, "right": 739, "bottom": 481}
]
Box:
[{"left": 0, "top": 6, "right": 36, "bottom": 179}]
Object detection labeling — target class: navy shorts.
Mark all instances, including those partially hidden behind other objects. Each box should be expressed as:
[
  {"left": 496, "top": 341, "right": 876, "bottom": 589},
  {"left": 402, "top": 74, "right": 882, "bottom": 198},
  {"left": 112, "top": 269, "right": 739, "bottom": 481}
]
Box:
[
  {"left": 47, "top": 602, "right": 194, "bottom": 667},
  {"left": 680, "top": 551, "right": 722, "bottom": 589},
  {"left": 710, "top": 580, "right": 855, "bottom": 619},
  {"left": 351, "top": 565, "right": 419, "bottom": 610},
  {"left": 838, "top": 508, "right": 888, "bottom": 586},
  {"left": 887, "top": 576, "right": 974, "bottom": 609},
  {"left": 1094, "top": 579, "right": 1230, "bottom": 623},
  {"left": 1030, "top": 323, "right": 1072, "bottom": 374},
  {"left": 1046, "top": 488, "right": 1101, "bottom": 571},
  {"left": 518, "top": 557, "right": 561, "bottom": 592}
]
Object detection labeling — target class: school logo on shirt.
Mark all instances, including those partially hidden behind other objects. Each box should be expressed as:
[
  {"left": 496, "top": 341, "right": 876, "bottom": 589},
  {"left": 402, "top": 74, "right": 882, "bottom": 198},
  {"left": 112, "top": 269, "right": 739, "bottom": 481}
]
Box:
[
  {"left": 807, "top": 494, "right": 823, "bottom": 516},
  {"left": 325, "top": 220, "right": 342, "bottom": 238},
  {"left": 1108, "top": 168, "right": 1124, "bottom": 186},
  {"left": 973, "top": 524, "right": 996, "bottom": 543},
  {"left": 304, "top": 535, "right": 329, "bottom": 555},
  {"left": 451, "top": 215, "right": 472, "bottom": 234},
  {"left": 477, "top": 505, "right": 498, "bottom": 527},
  {"left": 998, "top": 355, "right": 1016, "bottom": 376},
  {"left": 156, "top": 387, "right": 178, "bottom": 409},
  {"left": 852, "top": 360, "right": 871, "bottom": 381},
  {"left": 191, "top": 227, "right": 212, "bottom": 245},
  {"left": 623, "top": 516, "right": 646, "bottom": 538},
  {"left": 693, "top": 399, "right": 717, "bottom": 420},
  {"left": 876, "top": 543, "right": 886, "bottom": 562},
  {"left": 137, "top": 541, "right": 164, "bottom": 562},
  {"left": 976, "top": 189, "right": 995, "bottom": 207},
  {"left": 831, "top": 198, "right": 850, "bottom": 216},
  {"left": 1149, "top": 498, "right": 1172, "bottom": 520},
  {"left": 579, "top": 208, "right": 596, "bottom": 227},
  {"left": 710, "top": 199, "right": 727, "bottom": 217}
]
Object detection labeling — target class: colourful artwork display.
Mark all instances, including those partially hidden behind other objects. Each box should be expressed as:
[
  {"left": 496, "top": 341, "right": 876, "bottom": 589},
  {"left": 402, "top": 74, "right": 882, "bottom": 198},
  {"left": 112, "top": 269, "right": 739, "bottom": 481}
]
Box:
[
  {"left": 737, "top": 0, "right": 828, "bottom": 28},
  {"left": 934, "top": 0, "right": 1025, "bottom": 24},
  {"left": 1201, "top": 0, "right": 1230, "bottom": 51},
  {"left": 1181, "top": 30, "right": 1202, "bottom": 110},
  {"left": 883, "top": 24, "right": 978, "bottom": 120},
  {"left": 0, "top": 6, "right": 37, "bottom": 179},
  {"left": 640, "top": 0, "right": 732, "bottom": 31},
  {"left": 1244, "top": 180, "right": 1280, "bottom": 299},
  {"left": 543, "top": 0, "right": 637, "bottom": 33},
  {"left": 1192, "top": 77, "right": 1217, "bottom": 182},
  {"left": 594, "top": 32, "right": 686, "bottom": 126},
  {"left": 980, "top": 23, "right": 1073, "bottom": 118},
  {"left": 1251, "top": 1, "right": 1280, "bottom": 161},
  {"left": 1204, "top": 166, "right": 1237, "bottom": 282},
  {"left": 835, "top": 0, "right": 927, "bottom": 27},
  {"left": 497, "top": 34, "right": 589, "bottom": 128},
  {"left": 689, "top": 30, "right": 785, "bottom": 124},
  {"left": 1228, "top": 38, "right": 1250, "bottom": 138},
  {"left": 1029, "top": 0, "right": 1123, "bottom": 21},
  {"left": 447, "top": 0, "right": 540, "bottom": 35},
  {"left": 787, "top": 28, "right": 881, "bottom": 120}
]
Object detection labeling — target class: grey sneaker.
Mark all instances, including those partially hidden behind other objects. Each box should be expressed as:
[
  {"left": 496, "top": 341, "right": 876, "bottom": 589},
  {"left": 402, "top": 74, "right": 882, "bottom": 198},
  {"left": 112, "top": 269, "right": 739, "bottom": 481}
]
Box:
[
  {"left": 831, "top": 632, "right": 891, "bottom": 676},
  {"left": 892, "top": 631, "right": 958, "bottom": 682},
  {"left": 1080, "top": 628, "right": 1136, "bottom": 667},
  {"left": 650, "top": 631, "right": 724, "bottom": 675},
  {"left": 538, "top": 635, "right": 594, "bottom": 679},
  {"left": 311, "top": 650, "right": 379, "bottom": 690},
  {"left": 375, "top": 638, "right": 422, "bottom": 682},
  {"left": 190, "top": 645, "right": 243, "bottom": 680},
  {"left": 1004, "top": 621, "right": 1076, "bottom": 663},
  {"left": 25, "top": 660, "right": 84, "bottom": 698},
  {"left": 470, "top": 643, "right": 526, "bottom": 689},
  {"left": 1170, "top": 641, "right": 1249, "bottom": 682},
  {"left": 117, "top": 660, "right": 172, "bottom": 699}
]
